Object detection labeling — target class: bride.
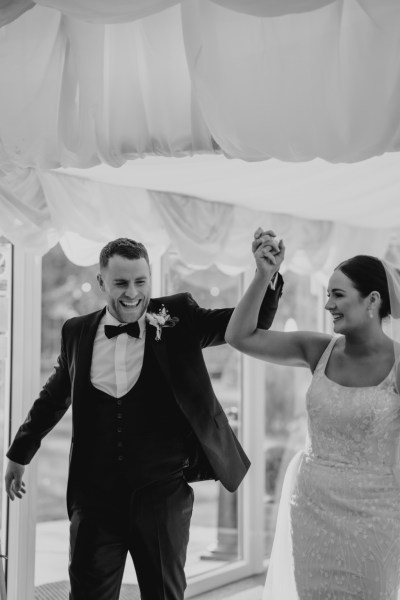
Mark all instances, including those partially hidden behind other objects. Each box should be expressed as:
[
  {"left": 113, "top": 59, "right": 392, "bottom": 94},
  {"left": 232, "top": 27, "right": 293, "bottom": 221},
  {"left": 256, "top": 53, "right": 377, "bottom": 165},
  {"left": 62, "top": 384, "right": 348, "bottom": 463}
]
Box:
[{"left": 226, "top": 229, "right": 400, "bottom": 600}]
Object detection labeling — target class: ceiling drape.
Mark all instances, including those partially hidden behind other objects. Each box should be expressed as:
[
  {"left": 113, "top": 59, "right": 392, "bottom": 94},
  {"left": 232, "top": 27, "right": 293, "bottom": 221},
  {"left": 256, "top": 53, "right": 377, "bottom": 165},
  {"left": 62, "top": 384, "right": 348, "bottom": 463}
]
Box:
[
  {"left": 1, "top": 1, "right": 400, "bottom": 168},
  {"left": 0, "top": 167, "right": 394, "bottom": 283},
  {"left": 0, "top": 0, "right": 342, "bottom": 27},
  {"left": 1, "top": 0, "right": 400, "bottom": 272}
]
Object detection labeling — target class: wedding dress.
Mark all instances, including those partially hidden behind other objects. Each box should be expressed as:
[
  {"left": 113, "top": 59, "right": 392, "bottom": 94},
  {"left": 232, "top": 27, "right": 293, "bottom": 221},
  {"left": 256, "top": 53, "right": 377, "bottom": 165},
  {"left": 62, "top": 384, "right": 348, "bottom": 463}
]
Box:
[{"left": 263, "top": 336, "right": 400, "bottom": 600}]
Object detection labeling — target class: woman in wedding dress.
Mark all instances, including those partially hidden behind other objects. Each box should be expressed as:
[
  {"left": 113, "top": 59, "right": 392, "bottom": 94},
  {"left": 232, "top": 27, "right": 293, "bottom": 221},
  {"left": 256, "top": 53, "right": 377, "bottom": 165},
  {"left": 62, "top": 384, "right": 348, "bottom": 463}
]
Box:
[{"left": 226, "top": 229, "right": 400, "bottom": 600}]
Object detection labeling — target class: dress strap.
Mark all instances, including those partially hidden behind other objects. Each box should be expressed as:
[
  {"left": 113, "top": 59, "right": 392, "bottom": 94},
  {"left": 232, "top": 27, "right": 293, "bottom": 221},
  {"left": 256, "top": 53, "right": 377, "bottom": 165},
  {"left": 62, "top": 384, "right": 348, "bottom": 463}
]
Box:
[{"left": 313, "top": 335, "right": 339, "bottom": 375}]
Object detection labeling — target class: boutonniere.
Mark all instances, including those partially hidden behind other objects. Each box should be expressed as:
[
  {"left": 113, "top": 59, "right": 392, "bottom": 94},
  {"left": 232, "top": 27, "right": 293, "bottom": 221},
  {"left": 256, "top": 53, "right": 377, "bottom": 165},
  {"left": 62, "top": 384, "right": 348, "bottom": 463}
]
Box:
[{"left": 145, "top": 305, "right": 179, "bottom": 341}]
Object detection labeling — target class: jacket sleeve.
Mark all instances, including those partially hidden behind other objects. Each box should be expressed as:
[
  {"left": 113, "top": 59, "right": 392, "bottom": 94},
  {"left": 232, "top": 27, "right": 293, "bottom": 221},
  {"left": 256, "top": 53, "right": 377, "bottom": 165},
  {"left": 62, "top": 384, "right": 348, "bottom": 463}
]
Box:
[
  {"left": 256, "top": 272, "right": 284, "bottom": 330},
  {"left": 6, "top": 322, "right": 72, "bottom": 465},
  {"left": 185, "top": 273, "right": 284, "bottom": 348}
]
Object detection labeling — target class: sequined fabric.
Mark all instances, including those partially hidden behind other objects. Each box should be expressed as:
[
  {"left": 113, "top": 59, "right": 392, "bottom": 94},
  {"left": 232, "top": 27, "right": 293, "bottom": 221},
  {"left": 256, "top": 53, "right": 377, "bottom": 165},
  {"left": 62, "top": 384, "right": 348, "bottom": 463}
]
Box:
[{"left": 291, "top": 336, "right": 400, "bottom": 599}]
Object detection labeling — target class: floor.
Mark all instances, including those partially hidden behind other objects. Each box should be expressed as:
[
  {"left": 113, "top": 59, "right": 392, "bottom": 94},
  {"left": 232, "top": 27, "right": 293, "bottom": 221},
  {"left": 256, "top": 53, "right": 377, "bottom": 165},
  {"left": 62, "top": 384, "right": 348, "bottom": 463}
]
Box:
[
  {"left": 35, "top": 520, "right": 267, "bottom": 599},
  {"left": 192, "top": 574, "right": 265, "bottom": 599},
  {"left": 35, "top": 577, "right": 265, "bottom": 600}
]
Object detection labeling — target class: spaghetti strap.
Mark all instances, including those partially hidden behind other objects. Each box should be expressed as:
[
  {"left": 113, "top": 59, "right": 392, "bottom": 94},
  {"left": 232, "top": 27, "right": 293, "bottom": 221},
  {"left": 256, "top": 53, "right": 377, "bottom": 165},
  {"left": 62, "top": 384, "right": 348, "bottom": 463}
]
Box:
[{"left": 312, "top": 335, "right": 338, "bottom": 375}]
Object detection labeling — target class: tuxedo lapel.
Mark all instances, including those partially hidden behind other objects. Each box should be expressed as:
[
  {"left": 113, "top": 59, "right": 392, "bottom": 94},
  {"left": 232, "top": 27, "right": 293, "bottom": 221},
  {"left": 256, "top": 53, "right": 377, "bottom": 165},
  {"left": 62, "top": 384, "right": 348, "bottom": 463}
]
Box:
[{"left": 74, "top": 308, "right": 106, "bottom": 395}]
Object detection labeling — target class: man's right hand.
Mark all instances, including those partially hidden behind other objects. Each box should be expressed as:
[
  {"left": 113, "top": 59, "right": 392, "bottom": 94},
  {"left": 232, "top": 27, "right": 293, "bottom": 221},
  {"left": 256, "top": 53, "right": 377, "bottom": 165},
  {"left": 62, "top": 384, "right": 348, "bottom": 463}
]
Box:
[{"left": 5, "top": 460, "right": 26, "bottom": 501}]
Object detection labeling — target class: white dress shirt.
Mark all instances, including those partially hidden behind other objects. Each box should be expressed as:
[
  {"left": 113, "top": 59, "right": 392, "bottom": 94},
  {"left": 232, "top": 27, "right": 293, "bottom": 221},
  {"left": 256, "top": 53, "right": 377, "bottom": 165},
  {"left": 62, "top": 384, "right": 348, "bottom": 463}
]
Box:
[
  {"left": 90, "top": 308, "right": 146, "bottom": 398},
  {"left": 270, "top": 272, "right": 279, "bottom": 290}
]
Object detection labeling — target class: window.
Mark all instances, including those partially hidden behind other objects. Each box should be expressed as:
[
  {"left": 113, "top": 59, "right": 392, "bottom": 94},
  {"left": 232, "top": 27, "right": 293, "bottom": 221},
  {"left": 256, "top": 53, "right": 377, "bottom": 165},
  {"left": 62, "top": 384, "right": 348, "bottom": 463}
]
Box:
[
  {"left": 161, "top": 251, "right": 243, "bottom": 577},
  {"left": 35, "top": 245, "right": 104, "bottom": 593}
]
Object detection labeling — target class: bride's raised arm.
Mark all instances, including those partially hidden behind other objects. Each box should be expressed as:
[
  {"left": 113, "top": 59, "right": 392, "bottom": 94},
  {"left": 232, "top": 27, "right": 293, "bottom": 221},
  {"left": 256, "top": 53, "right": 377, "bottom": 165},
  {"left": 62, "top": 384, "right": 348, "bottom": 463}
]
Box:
[{"left": 225, "top": 229, "right": 330, "bottom": 370}]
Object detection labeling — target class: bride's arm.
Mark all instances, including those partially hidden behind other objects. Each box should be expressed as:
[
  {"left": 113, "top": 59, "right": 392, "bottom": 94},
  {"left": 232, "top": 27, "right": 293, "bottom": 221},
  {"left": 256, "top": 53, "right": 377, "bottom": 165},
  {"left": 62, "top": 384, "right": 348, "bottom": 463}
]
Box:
[{"left": 225, "top": 232, "right": 330, "bottom": 368}]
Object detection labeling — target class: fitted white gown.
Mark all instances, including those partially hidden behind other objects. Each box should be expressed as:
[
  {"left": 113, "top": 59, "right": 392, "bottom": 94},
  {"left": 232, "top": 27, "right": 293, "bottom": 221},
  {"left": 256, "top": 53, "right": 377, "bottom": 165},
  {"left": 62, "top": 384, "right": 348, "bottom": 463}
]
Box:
[{"left": 263, "top": 336, "right": 400, "bottom": 600}]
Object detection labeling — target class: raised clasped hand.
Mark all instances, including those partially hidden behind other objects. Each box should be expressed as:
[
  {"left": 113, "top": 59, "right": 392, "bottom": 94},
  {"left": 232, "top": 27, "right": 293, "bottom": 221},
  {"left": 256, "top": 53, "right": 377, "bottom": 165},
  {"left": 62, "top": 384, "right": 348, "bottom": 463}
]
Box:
[{"left": 252, "top": 227, "right": 285, "bottom": 276}]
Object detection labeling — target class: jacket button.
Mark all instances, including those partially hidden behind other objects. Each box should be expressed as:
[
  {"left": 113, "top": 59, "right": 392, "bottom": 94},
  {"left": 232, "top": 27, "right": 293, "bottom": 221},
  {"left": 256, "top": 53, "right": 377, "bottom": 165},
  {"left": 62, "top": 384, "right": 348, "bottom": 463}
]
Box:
[
  {"left": 118, "top": 455, "right": 124, "bottom": 461},
  {"left": 117, "top": 427, "right": 122, "bottom": 433},
  {"left": 117, "top": 413, "right": 122, "bottom": 419},
  {"left": 117, "top": 399, "right": 122, "bottom": 406}
]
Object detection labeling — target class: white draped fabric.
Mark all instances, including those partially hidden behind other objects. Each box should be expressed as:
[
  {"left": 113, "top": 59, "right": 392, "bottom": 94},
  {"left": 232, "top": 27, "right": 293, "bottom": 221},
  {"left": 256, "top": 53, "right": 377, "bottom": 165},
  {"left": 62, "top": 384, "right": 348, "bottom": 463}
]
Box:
[
  {"left": 0, "top": 0, "right": 347, "bottom": 27},
  {"left": 1, "top": 0, "right": 400, "bottom": 270},
  {"left": 56, "top": 155, "right": 400, "bottom": 228},
  {"left": 0, "top": 0, "right": 34, "bottom": 27},
  {"left": 211, "top": 1, "right": 336, "bottom": 17},
  {"left": 0, "top": 165, "right": 394, "bottom": 279},
  {"left": 1, "top": 1, "right": 400, "bottom": 167}
]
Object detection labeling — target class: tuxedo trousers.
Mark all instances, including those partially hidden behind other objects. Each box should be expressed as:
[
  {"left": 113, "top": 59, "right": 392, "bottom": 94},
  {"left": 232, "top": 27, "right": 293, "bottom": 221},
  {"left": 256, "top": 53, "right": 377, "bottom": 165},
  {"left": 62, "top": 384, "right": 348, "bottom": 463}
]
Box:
[{"left": 69, "top": 473, "right": 194, "bottom": 600}]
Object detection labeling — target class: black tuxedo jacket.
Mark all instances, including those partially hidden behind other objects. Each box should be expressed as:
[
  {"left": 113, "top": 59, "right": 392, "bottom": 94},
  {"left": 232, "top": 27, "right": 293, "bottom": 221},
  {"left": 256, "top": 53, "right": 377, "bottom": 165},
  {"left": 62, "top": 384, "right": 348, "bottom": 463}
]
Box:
[{"left": 7, "top": 277, "right": 283, "bottom": 499}]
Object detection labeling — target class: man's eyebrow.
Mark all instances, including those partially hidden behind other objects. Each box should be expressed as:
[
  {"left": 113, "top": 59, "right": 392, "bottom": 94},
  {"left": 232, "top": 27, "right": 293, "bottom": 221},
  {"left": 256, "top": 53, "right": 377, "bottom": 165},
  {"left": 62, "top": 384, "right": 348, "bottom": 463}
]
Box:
[
  {"left": 113, "top": 276, "right": 148, "bottom": 281},
  {"left": 329, "top": 288, "right": 345, "bottom": 293}
]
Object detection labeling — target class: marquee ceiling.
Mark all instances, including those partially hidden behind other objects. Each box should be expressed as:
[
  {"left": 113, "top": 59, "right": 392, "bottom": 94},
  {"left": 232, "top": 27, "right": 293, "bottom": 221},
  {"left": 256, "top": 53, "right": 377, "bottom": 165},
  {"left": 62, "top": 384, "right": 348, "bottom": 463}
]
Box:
[{"left": 1, "top": 0, "right": 400, "bottom": 266}]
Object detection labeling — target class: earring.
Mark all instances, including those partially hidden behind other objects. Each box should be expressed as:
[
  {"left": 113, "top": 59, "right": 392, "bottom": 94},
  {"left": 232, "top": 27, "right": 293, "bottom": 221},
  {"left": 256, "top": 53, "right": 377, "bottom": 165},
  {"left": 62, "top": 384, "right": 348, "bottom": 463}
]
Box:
[{"left": 368, "top": 308, "right": 373, "bottom": 319}]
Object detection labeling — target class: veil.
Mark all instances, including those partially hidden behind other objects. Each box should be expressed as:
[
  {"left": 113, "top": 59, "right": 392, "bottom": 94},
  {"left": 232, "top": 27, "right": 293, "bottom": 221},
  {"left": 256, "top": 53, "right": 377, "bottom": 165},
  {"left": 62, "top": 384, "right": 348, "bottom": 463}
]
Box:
[
  {"left": 382, "top": 260, "right": 400, "bottom": 393},
  {"left": 382, "top": 260, "right": 400, "bottom": 600}
]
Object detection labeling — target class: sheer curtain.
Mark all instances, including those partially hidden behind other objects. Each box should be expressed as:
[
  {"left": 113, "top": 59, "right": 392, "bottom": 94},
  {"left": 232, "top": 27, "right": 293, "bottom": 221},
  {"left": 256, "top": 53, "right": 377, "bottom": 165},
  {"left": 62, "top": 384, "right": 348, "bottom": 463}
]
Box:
[
  {"left": 1, "top": 0, "right": 400, "bottom": 269},
  {"left": 1, "top": 1, "right": 400, "bottom": 168},
  {"left": 0, "top": 168, "right": 392, "bottom": 277}
]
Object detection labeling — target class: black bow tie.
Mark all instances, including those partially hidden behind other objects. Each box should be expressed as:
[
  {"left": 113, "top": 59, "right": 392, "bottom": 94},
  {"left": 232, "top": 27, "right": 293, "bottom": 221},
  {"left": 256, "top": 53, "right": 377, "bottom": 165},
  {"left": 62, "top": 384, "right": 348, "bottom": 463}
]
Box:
[{"left": 104, "top": 322, "right": 141, "bottom": 339}]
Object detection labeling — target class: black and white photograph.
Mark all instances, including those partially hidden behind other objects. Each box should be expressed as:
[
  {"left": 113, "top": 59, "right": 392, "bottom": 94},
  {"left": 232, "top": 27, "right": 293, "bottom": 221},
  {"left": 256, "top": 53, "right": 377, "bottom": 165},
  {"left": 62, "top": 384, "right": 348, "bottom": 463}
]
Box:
[{"left": 1, "top": 2, "right": 400, "bottom": 599}]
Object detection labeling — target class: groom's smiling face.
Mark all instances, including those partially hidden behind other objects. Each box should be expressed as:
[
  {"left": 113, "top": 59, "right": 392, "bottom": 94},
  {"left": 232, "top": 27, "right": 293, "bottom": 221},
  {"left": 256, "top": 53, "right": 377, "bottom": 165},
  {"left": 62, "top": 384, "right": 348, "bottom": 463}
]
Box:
[{"left": 97, "top": 255, "right": 151, "bottom": 323}]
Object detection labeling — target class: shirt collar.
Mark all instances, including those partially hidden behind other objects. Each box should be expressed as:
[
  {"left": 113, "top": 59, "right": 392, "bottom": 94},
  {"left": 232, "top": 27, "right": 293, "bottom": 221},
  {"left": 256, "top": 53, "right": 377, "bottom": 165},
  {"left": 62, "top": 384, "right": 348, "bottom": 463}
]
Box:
[{"left": 105, "top": 307, "right": 146, "bottom": 339}]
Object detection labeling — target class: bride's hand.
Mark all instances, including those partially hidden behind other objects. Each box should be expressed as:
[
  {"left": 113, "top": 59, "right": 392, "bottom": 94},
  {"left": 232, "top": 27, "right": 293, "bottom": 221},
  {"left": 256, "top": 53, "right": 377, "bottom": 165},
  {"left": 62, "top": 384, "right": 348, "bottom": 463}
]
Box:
[{"left": 252, "top": 228, "right": 285, "bottom": 276}]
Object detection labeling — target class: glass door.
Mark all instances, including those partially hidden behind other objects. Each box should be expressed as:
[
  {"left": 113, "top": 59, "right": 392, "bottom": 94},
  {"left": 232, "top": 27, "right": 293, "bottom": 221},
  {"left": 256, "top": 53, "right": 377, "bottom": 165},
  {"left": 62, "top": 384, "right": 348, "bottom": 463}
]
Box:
[{"left": 35, "top": 244, "right": 104, "bottom": 597}]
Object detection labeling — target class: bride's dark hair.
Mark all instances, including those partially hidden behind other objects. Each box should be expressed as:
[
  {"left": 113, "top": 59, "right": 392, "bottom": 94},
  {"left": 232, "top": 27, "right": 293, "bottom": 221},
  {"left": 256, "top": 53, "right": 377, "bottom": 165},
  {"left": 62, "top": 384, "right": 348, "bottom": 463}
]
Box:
[{"left": 335, "top": 255, "right": 392, "bottom": 319}]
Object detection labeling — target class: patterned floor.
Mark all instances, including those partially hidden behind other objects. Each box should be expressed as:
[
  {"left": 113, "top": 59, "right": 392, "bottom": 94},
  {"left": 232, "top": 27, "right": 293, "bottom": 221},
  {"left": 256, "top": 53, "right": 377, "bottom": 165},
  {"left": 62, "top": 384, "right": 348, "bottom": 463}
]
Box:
[
  {"left": 34, "top": 575, "right": 264, "bottom": 599},
  {"left": 34, "top": 581, "right": 141, "bottom": 600}
]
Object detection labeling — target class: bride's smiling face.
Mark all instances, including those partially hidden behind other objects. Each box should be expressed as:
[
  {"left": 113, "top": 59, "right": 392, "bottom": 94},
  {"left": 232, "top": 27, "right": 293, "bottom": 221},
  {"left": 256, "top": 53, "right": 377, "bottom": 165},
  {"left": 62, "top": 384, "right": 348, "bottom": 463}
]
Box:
[{"left": 325, "top": 269, "right": 371, "bottom": 333}]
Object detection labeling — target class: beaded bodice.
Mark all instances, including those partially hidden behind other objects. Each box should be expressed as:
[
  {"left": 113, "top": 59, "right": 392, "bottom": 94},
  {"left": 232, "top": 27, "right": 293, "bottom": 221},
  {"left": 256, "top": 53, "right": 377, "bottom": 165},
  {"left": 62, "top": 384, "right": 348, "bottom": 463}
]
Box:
[{"left": 305, "top": 336, "right": 400, "bottom": 474}]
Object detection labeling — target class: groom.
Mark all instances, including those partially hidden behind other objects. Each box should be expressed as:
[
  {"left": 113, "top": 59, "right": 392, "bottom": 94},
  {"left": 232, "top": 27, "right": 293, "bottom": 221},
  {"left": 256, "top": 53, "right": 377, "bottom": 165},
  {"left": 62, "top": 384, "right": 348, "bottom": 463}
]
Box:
[{"left": 5, "top": 237, "right": 282, "bottom": 600}]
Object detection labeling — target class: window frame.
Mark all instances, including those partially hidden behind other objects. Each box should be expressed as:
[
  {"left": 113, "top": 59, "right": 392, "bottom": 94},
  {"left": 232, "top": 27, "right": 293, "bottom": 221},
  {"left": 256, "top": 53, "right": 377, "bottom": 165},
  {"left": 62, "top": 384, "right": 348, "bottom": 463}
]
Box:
[{"left": 5, "top": 248, "right": 41, "bottom": 600}]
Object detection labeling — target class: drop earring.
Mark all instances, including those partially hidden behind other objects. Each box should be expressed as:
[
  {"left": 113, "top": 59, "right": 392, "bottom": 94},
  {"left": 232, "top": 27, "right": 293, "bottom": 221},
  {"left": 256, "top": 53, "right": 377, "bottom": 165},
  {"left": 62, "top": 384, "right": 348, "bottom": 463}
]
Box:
[{"left": 368, "top": 308, "right": 373, "bottom": 319}]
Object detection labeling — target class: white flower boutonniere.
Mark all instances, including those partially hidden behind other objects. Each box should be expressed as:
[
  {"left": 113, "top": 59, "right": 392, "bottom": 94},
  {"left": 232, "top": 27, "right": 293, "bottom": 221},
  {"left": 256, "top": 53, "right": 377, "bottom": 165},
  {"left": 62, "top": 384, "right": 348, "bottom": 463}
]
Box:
[{"left": 145, "top": 305, "right": 179, "bottom": 341}]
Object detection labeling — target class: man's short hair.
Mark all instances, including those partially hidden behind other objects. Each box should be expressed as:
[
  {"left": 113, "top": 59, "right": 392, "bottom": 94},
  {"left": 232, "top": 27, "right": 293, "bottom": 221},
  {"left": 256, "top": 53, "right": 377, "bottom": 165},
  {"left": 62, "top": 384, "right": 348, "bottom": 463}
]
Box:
[{"left": 99, "top": 238, "right": 150, "bottom": 269}]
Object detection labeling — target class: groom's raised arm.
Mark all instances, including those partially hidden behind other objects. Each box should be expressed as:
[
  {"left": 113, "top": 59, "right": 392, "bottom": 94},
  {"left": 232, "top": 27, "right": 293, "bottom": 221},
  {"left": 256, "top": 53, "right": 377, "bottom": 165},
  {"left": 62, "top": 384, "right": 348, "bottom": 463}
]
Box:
[{"left": 186, "top": 272, "right": 284, "bottom": 348}]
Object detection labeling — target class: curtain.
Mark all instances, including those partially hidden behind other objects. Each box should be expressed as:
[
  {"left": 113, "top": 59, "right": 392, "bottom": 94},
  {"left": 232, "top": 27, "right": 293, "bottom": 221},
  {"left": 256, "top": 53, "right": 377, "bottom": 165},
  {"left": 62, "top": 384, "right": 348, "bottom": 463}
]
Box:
[
  {"left": 1, "top": 1, "right": 400, "bottom": 167},
  {"left": 0, "top": 169, "right": 391, "bottom": 280},
  {"left": 53, "top": 154, "right": 400, "bottom": 227},
  {"left": 0, "top": 0, "right": 344, "bottom": 26},
  {"left": 210, "top": 0, "right": 336, "bottom": 17},
  {"left": 0, "top": 0, "right": 34, "bottom": 27}
]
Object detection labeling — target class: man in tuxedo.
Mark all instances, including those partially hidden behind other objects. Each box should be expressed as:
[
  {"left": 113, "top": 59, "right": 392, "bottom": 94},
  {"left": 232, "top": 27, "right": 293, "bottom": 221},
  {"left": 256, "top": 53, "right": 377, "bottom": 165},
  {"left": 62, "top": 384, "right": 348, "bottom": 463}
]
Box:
[{"left": 5, "top": 237, "right": 282, "bottom": 600}]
